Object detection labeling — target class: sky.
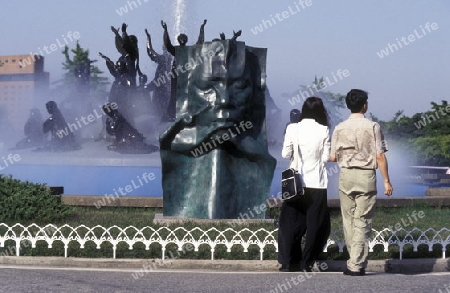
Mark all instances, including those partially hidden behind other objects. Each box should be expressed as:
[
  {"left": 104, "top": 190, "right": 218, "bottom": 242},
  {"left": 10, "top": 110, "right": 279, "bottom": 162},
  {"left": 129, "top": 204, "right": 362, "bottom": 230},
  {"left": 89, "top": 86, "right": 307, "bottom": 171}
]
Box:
[{"left": 1, "top": 0, "right": 449, "bottom": 121}]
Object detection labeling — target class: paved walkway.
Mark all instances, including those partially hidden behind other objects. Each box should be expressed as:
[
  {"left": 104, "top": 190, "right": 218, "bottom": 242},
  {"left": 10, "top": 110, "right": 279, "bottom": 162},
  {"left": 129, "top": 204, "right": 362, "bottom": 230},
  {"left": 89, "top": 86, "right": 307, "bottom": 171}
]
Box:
[{"left": 0, "top": 256, "right": 448, "bottom": 274}]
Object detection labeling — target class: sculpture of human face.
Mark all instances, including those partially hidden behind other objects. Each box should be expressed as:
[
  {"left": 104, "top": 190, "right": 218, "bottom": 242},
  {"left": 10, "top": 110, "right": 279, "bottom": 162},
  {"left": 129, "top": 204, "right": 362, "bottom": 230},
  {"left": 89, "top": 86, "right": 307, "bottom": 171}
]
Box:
[
  {"left": 185, "top": 42, "right": 254, "bottom": 140},
  {"left": 165, "top": 41, "right": 267, "bottom": 151},
  {"left": 192, "top": 67, "right": 253, "bottom": 131}
]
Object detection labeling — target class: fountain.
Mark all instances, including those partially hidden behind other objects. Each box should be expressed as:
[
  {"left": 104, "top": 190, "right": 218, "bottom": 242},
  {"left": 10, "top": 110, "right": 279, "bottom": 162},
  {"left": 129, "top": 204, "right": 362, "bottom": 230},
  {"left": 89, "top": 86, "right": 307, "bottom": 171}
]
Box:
[
  {"left": 1, "top": 22, "right": 166, "bottom": 197},
  {"left": 3, "top": 2, "right": 420, "bottom": 211}
]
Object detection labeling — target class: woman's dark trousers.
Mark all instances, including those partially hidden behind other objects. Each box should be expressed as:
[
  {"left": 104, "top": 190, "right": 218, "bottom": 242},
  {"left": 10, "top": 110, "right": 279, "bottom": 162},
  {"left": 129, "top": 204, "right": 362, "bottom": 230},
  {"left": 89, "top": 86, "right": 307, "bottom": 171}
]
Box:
[{"left": 277, "top": 188, "right": 330, "bottom": 270}]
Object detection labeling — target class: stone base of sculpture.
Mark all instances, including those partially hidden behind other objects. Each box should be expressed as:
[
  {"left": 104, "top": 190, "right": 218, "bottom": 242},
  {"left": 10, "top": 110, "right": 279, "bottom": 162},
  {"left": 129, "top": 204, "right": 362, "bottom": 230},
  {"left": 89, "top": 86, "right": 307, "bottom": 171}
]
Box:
[
  {"left": 161, "top": 148, "right": 276, "bottom": 219},
  {"left": 153, "top": 213, "right": 275, "bottom": 226}
]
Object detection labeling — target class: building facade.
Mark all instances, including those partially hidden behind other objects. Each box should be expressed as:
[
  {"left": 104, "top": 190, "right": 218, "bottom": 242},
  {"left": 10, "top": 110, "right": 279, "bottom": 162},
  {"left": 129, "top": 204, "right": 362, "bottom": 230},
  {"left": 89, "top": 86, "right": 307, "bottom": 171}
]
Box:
[{"left": 0, "top": 54, "right": 49, "bottom": 132}]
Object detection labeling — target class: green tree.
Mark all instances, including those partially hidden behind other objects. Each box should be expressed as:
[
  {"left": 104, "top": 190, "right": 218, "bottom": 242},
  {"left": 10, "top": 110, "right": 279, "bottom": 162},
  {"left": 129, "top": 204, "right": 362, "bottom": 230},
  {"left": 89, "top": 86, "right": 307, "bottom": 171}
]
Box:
[
  {"left": 371, "top": 100, "right": 450, "bottom": 166},
  {"left": 369, "top": 110, "right": 425, "bottom": 140},
  {"left": 54, "top": 41, "right": 109, "bottom": 100},
  {"left": 415, "top": 101, "right": 450, "bottom": 136},
  {"left": 410, "top": 135, "right": 450, "bottom": 166}
]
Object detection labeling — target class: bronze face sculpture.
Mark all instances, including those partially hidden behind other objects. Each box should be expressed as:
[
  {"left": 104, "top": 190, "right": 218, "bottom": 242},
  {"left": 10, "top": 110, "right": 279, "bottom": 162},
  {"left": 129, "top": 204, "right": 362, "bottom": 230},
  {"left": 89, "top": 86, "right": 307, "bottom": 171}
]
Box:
[{"left": 160, "top": 37, "right": 276, "bottom": 219}]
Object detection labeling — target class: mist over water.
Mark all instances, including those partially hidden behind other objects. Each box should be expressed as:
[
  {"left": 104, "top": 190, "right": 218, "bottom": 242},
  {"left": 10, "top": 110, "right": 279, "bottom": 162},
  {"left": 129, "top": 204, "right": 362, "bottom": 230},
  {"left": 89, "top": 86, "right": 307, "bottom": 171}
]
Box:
[
  {"left": 380, "top": 139, "right": 428, "bottom": 197},
  {"left": 0, "top": 65, "right": 165, "bottom": 193},
  {"left": 0, "top": 79, "right": 427, "bottom": 199}
]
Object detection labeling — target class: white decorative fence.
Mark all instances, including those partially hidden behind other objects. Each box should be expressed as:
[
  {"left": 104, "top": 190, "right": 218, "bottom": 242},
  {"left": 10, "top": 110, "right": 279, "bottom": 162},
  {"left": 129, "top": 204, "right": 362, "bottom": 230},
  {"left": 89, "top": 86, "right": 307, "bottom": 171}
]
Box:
[{"left": 0, "top": 223, "right": 449, "bottom": 260}]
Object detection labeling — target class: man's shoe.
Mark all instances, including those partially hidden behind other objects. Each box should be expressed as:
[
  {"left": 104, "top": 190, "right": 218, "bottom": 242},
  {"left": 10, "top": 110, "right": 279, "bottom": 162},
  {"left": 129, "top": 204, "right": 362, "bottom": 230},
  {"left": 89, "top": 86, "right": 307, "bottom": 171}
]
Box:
[{"left": 343, "top": 268, "right": 366, "bottom": 276}]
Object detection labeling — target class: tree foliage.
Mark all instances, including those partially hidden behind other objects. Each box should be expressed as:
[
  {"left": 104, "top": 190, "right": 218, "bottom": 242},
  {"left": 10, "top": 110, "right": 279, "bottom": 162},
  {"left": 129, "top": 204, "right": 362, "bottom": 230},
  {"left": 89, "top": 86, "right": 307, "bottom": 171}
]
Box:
[
  {"left": 371, "top": 100, "right": 450, "bottom": 166},
  {"left": 54, "top": 41, "right": 109, "bottom": 99}
]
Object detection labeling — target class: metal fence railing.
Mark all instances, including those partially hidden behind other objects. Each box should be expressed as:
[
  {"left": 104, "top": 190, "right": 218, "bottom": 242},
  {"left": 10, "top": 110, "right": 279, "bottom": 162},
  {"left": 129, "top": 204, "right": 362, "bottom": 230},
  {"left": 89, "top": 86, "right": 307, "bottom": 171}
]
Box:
[{"left": 0, "top": 223, "right": 449, "bottom": 260}]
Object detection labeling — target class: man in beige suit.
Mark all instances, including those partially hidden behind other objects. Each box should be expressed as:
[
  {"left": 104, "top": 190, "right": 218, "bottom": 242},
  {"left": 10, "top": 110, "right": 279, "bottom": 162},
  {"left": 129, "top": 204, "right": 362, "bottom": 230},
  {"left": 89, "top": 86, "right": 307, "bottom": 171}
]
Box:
[{"left": 330, "top": 89, "right": 393, "bottom": 276}]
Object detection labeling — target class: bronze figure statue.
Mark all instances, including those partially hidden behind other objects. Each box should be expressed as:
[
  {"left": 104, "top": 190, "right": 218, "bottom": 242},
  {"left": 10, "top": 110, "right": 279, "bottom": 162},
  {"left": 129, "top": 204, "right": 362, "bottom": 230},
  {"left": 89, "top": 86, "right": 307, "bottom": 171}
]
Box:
[
  {"left": 160, "top": 19, "right": 208, "bottom": 121},
  {"left": 12, "top": 108, "right": 45, "bottom": 150},
  {"left": 144, "top": 28, "right": 173, "bottom": 120},
  {"left": 102, "top": 103, "right": 158, "bottom": 154},
  {"left": 37, "top": 101, "right": 81, "bottom": 152}
]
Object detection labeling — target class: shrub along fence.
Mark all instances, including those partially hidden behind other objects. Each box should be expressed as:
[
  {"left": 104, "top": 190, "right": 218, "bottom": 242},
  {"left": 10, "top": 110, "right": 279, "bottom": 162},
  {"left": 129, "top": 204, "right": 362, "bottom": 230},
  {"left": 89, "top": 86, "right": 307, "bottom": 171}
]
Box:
[{"left": 0, "top": 223, "right": 449, "bottom": 260}]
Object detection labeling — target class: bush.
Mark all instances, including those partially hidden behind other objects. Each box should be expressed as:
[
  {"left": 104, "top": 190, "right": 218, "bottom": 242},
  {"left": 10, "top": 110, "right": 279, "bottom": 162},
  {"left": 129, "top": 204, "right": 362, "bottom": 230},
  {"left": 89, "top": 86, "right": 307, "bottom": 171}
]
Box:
[{"left": 0, "top": 175, "right": 74, "bottom": 222}]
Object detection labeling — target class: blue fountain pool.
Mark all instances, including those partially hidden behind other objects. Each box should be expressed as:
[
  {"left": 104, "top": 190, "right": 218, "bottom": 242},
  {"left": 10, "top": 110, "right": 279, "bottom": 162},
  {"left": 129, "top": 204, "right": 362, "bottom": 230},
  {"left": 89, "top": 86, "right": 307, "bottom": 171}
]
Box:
[{"left": 1, "top": 141, "right": 429, "bottom": 198}]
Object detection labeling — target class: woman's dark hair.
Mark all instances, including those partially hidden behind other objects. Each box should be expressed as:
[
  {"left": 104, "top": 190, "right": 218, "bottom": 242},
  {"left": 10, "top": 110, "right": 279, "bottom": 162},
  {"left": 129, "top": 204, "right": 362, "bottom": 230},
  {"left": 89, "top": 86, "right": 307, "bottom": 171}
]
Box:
[
  {"left": 300, "top": 97, "right": 330, "bottom": 127},
  {"left": 346, "top": 89, "right": 368, "bottom": 113}
]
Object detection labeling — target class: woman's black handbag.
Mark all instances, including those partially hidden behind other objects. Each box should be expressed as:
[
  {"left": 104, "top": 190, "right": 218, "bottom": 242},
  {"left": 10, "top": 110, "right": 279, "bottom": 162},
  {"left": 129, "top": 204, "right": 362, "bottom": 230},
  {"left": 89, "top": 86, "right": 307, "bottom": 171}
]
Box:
[
  {"left": 281, "top": 134, "right": 305, "bottom": 202},
  {"left": 281, "top": 168, "right": 304, "bottom": 202}
]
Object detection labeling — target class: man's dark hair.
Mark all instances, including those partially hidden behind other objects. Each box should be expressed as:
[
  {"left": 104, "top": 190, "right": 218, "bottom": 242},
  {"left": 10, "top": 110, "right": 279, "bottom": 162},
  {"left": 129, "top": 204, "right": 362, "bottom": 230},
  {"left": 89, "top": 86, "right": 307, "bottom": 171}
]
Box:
[{"left": 346, "top": 89, "right": 368, "bottom": 113}]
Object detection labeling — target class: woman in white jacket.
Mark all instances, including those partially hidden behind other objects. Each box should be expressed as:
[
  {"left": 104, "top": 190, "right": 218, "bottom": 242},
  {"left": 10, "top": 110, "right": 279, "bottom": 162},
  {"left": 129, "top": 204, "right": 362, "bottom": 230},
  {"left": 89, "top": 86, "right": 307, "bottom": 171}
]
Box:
[{"left": 278, "top": 97, "right": 331, "bottom": 272}]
